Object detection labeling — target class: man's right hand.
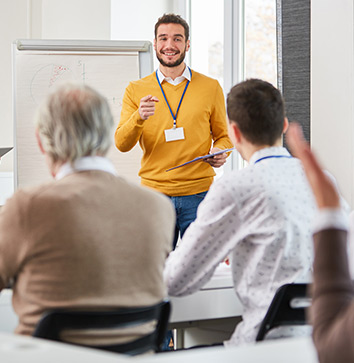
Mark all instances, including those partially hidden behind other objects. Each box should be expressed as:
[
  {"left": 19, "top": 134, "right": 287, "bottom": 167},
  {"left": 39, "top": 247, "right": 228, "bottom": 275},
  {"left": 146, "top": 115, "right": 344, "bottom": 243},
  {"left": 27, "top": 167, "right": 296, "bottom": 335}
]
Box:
[{"left": 139, "top": 95, "right": 159, "bottom": 120}]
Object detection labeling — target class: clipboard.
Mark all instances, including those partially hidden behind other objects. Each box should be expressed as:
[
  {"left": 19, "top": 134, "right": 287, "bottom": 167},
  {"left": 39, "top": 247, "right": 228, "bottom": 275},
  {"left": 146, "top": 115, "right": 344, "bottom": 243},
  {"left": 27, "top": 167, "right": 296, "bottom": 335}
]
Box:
[
  {"left": 166, "top": 148, "right": 235, "bottom": 172},
  {"left": 0, "top": 147, "right": 13, "bottom": 158}
]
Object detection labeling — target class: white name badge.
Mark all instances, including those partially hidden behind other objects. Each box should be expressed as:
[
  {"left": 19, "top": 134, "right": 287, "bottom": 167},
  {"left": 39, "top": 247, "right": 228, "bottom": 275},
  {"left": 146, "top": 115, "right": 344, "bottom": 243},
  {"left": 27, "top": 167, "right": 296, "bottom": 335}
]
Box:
[{"left": 164, "top": 127, "right": 185, "bottom": 142}]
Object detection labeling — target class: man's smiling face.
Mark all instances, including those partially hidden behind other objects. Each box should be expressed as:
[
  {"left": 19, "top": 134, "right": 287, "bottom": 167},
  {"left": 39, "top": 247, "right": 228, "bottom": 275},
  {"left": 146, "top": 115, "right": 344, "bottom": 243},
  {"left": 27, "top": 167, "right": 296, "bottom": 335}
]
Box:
[{"left": 154, "top": 23, "right": 190, "bottom": 68}]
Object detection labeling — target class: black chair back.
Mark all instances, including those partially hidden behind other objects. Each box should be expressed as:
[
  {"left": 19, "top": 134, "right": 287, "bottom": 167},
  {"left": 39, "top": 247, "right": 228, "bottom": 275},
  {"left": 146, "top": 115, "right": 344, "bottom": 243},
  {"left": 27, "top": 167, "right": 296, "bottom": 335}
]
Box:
[
  {"left": 33, "top": 300, "right": 171, "bottom": 355},
  {"left": 256, "top": 283, "right": 311, "bottom": 341}
]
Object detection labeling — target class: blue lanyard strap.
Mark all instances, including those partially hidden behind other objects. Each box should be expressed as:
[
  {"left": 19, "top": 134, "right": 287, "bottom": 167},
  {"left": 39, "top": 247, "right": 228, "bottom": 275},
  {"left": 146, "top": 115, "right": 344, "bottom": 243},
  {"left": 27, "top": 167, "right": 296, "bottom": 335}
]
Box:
[
  {"left": 155, "top": 67, "right": 192, "bottom": 128},
  {"left": 254, "top": 155, "right": 292, "bottom": 164}
]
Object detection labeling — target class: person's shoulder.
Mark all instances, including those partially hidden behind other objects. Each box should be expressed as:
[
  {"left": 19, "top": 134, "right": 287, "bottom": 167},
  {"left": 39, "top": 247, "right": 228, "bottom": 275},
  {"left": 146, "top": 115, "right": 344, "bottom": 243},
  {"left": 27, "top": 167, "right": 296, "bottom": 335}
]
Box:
[
  {"left": 190, "top": 70, "right": 222, "bottom": 97},
  {"left": 1, "top": 180, "right": 56, "bottom": 214},
  {"left": 138, "top": 183, "right": 172, "bottom": 207},
  {"left": 124, "top": 72, "right": 158, "bottom": 99},
  {"left": 115, "top": 176, "right": 173, "bottom": 208},
  {"left": 212, "top": 166, "right": 263, "bottom": 196},
  {"left": 191, "top": 69, "right": 220, "bottom": 85},
  {"left": 19, "top": 181, "right": 56, "bottom": 198},
  {"left": 128, "top": 72, "right": 156, "bottom": 87},
  {"left": 209, "top": 170, "right": 243, "bottom": 195}
]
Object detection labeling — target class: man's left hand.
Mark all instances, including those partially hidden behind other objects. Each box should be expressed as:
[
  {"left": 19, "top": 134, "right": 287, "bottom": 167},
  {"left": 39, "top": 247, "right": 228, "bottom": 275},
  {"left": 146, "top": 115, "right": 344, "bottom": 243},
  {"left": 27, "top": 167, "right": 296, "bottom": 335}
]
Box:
[{"left": 204, "top": 147, "right": 227, "bottom": 168}]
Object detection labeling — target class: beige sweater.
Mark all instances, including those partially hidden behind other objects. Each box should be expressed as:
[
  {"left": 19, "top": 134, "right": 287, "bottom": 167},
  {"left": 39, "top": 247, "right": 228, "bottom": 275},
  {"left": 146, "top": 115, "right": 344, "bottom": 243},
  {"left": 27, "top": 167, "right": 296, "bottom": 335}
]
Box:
[{"left": 0, "top": 170, "right": 175, "bottom": 338}]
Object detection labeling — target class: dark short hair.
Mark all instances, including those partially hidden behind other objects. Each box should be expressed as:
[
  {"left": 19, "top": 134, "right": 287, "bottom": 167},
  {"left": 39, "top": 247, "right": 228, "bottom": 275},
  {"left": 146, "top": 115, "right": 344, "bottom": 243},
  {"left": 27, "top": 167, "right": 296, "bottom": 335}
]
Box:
[
  {"left": 154, "top": 13, "right": 189, "bottom": 40},
  {"left": 227, "top": 79, "right": 285, "bottom": 146}
]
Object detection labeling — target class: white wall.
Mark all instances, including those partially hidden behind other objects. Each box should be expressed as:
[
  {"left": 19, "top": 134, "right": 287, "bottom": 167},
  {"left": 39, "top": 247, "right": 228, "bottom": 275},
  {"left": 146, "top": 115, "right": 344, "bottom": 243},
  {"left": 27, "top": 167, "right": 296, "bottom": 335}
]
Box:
[
  {"left": 42, "top": 0, "right": 110, "bottom": 39},
  {"left": 111, "top": 0, "right": 173, "bottom": 41},
  {"left": 311, "top": 0, "right": 354, "bottom": 208}
]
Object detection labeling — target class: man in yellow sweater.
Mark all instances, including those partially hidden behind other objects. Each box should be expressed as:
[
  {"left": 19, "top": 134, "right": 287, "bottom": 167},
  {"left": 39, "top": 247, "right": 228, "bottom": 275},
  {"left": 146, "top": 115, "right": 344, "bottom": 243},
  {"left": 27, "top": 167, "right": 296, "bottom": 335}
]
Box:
[{"left": 115, "top": 13, "right": 233, "bottom": 248}]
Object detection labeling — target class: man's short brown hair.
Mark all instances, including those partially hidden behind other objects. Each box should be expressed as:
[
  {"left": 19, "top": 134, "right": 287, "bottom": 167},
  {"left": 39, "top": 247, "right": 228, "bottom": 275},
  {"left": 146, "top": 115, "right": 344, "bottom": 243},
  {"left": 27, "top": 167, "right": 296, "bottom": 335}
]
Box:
[
  {"left": 227, "top": 79, "right": 285, "bottom": 146},
  {"left": 154, "top": 13, "right": 190, "bottom": 40}
]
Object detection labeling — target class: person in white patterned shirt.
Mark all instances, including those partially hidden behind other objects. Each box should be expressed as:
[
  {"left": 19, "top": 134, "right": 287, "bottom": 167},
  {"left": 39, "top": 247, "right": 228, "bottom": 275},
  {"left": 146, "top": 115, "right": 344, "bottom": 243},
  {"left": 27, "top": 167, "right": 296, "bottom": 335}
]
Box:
[{"left": 164, "top": 79, "right": 317, "bottom": 346}]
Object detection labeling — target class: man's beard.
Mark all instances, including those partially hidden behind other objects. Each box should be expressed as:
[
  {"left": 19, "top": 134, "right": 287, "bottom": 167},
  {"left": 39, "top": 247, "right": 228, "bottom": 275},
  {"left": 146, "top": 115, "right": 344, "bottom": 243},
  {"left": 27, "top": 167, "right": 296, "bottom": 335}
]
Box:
[{"left": 156, "top": 49, "right": 186, "bottom": 68}]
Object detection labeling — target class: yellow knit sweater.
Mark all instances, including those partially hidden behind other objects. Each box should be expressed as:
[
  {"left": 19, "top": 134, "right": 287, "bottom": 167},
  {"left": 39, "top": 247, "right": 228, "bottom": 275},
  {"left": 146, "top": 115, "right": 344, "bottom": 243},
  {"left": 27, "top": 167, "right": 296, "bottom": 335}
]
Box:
[{"left": 115, "top": 70, "right": 233, "bottom": 196}]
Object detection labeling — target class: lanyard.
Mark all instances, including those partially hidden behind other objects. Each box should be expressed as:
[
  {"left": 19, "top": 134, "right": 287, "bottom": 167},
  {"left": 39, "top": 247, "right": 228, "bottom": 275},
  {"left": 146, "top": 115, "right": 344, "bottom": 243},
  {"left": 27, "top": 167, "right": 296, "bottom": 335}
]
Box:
[
  {"left": 156, "top": 67, "right": 192, "bottom": 129},
  {"left": 254, "top": 155, "right": 292, "bottom": 164}
]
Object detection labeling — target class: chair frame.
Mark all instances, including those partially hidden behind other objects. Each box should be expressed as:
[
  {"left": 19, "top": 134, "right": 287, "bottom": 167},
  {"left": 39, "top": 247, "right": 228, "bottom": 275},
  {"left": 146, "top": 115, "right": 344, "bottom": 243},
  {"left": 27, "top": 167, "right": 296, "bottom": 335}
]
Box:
[
  {"left": 255, "top": 283, "right": 311, "bottom": 342},
  {"left": 33, "top": 300, "right": 171, "bottom": 355}
]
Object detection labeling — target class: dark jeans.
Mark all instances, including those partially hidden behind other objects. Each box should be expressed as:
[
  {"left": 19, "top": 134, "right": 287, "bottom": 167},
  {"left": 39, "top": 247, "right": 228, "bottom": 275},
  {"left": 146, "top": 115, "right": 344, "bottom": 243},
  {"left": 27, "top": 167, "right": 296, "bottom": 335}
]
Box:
[{"left": 169, "top": 191, "right": 208, "bottom": 249}]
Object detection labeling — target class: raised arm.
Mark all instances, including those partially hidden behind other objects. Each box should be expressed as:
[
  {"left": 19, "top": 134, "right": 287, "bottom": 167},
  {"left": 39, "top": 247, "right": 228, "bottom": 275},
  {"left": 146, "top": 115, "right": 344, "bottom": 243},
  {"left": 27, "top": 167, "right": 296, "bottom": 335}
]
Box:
[
  {"left": 287, "top": 123, "right": 354, "bottom": 363},
  {"left": 115, "top": 84, "right": 159, "bottom": 152}
]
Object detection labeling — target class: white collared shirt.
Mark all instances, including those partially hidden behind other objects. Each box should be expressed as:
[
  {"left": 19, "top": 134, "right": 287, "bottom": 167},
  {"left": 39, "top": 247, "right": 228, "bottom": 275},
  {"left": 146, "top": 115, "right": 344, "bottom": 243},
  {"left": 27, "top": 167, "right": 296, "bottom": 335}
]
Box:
[
  {"left": 164, "top": 146, "right": 317, "bottom": 346},
  {"left": 156, "top": 65, "right": 191, "bottom": 86},
  {"left": 55, "top": 156, "right": 118, "bottom": 180}
]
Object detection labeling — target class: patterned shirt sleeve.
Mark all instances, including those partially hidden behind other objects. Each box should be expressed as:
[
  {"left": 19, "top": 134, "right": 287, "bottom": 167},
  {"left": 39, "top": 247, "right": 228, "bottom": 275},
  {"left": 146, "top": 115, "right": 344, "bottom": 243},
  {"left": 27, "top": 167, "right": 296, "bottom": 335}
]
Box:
[{"left": 164, "top": 178, "right": 241, "bottom": 296}]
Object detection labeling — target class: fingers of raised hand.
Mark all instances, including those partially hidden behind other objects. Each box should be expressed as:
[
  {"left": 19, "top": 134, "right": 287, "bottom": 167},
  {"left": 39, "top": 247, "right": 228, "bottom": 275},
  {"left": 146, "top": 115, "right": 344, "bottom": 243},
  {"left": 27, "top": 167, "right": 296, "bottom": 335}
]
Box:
[
  {"left": 139, "top": 96, "right": 159, "bottom": 120},
  {"left": 139, "top": 102, "right": 156, "bottom": 120}
]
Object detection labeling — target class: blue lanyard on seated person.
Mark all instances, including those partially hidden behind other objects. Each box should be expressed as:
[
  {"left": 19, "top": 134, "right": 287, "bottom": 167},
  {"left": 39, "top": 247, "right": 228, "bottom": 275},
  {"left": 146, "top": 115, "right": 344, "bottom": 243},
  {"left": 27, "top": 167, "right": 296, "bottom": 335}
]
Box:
[
  {"left": 254, "top": 155, "right": 292, "bottom": 164},
  {"left": 156, "top": 67, "right": 192, "bottom": 129}
]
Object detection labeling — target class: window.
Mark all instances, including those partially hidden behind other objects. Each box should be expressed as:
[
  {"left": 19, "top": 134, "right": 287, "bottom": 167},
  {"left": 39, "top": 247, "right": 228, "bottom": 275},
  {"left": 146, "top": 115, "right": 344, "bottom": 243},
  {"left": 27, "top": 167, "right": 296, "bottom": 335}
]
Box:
[
  {"left": 244, "top": 0, "right": 277, "bottom": 86},
  {"left": 189, "top": 0, "right": 277, "bottom": 174},
  {"left": 189, "top": 0, "right": 224, "bottom": 88}
]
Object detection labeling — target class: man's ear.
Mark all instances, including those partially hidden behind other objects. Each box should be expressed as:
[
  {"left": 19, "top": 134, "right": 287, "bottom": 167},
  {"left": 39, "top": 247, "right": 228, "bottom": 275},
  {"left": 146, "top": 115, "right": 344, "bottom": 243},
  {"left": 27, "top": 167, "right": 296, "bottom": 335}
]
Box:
[
  {"left": 153, "top": 38, "right": 157, "bottom": 51},
  {"left": 229, "top": 122, "right": 242, "bottom": 144},
  {"left": 35, "top": 129, "right": 45, "bottom": 155},
  {"left": 186, "top": 39, "right": 190, "bottom": 52},
  {"left": 283, "top": 117, "right": 289, "bottom": 134}
]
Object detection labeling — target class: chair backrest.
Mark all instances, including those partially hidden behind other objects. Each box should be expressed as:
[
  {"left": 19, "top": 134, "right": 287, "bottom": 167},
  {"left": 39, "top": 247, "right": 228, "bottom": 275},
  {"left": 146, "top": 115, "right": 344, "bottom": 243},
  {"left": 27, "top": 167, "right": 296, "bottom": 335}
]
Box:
[
  {"left": 32, "top": 300, "right": 171, "bottom": 356},
  {"left": 255, "top": 283, "right": 311, "bottom": 342}
]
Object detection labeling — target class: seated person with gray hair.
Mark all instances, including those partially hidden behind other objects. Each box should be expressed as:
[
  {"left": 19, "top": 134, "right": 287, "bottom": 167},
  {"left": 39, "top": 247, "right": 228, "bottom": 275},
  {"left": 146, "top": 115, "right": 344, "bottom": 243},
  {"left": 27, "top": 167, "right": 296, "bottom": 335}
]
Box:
[{"left": 0, "top": 82, "right": 175, "bottom": 343}]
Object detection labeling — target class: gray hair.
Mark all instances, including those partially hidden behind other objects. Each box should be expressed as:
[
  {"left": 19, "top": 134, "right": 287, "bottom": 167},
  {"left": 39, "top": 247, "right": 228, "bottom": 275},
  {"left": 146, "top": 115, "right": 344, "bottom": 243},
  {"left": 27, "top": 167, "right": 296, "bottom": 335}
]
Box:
[{"left": 35, "top": 82, "right": 114, "bottom": 164}]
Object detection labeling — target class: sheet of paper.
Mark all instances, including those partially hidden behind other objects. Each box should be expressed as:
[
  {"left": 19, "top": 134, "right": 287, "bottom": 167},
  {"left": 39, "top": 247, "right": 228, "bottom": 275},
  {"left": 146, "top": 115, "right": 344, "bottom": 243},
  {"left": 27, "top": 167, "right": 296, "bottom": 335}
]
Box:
[{"left": 166, "top": 147, "right": 235, "bottom": 172}]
